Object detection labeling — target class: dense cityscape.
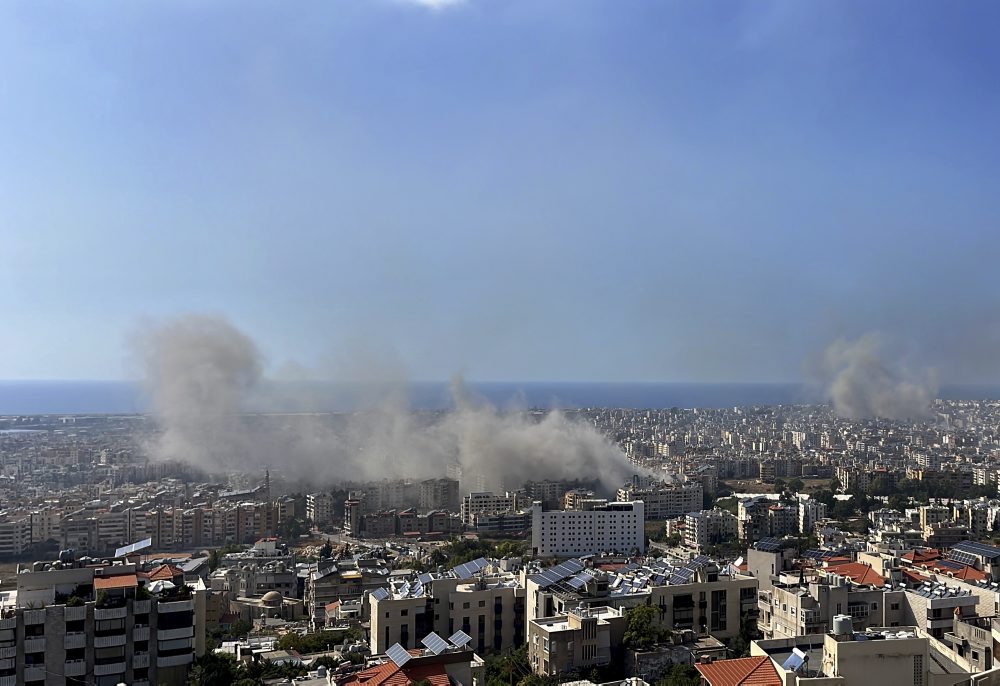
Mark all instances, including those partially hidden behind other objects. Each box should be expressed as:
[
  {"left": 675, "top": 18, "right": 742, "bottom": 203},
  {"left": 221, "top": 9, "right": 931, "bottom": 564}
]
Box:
[
  {"left": 5, "top": 1, "right": 997, "bottom": 685},
  {"left": 3, "top": 399, "right": 1000, "bottom": 684}
]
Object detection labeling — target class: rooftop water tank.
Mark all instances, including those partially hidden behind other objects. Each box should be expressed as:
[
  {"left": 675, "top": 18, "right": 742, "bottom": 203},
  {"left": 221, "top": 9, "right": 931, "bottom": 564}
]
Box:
[{"left": 832, "top": 614, "right": 853, "bottom": 635}]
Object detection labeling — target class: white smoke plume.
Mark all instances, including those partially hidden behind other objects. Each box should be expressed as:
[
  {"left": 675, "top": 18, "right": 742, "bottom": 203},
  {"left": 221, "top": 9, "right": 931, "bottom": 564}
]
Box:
[
  {"left": 133, "top": 314, "right": 633, "bottom": 493},
  {"left": 134, "top": 314, "right": 263, "bottom": 470},
  {"left": 816, "top": 333, "right": 937, "bottom": 420}
]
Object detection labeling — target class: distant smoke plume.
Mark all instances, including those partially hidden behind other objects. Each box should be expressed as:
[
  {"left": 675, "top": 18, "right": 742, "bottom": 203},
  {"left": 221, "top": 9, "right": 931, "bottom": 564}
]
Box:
[
  {"left": 134, "top": 314, "right": 633, "bottom": 493},
  {"left": 815, "top": 333, "right": 937, "bottom": 420}
]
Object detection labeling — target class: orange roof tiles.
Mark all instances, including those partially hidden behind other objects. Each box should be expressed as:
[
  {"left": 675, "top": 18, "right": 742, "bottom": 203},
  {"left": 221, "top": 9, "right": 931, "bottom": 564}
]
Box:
[
  {"left": 94, "top": 574, "right": 138, "bottom": 590},
  {"left": 145, "top": 564, "right": 183, "bottom": 581},
  {"left": 342, "top": 657, "right": 450, "bottom": 686},
  {"left": 825, "top": 562, "right": 885, "bottom": 587},
  {"left": 926, "top": 560, "right": 988, "bottom": 582},
  {"left": 901, "top": 568, "right": 928, "bottom": 584},
  {"left": 696, "top": 655, "right": 782, "bottom": 686},
  {"left": 903, "top": 548, "right": 942, "bottom": 563}
]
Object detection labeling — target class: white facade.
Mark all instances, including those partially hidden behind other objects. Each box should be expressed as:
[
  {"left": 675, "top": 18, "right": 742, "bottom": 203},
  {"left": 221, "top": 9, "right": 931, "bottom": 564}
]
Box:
[
  {"left": 306, "top": 492, "right": 335, "bottom": 526},
  {"left": 615, "top": 481, "right": 702, "bottom": 520},
  {"left": 461, "top": 492, "right": 520, "bottom": 525},
  {"left": 531, "top": 501, "right": 645, "bottom": 557},
  {"left": 684, "top": 509, "right": 738, "bottom": 550}
]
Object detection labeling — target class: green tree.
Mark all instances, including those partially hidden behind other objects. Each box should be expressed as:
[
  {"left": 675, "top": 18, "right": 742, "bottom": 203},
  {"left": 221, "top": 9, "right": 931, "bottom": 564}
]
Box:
[
  {"left": 773, "top": 478, "right": 786, "bottom": 494},
  {"left": 319, "top": 540, "right": 333, "bottom": 559},
  {"left": 728, "top": 612, "right": 761, "bottom": 658},
  {"left": 623, "top": 604, "right": 662, "bottom": 651},
  {"left": 787, "top": 478, "right": 805, "bottom": 493},
  {"left": 715, "top": 497, "right": 738, "bottom": 515},
  {"left": 277, "top": 516, "right": 311, "bottom": 541},
  {"left": 188, "top": 651, "right": 239, "bottom": 685},
  {"left": 656, "top": 663, "right": 701, "bottom": 686}
]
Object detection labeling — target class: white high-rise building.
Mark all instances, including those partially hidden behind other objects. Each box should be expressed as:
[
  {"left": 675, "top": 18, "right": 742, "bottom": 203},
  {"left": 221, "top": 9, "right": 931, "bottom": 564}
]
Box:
[{"left": 531, "top": 501, "right": 645, "bottom": 557}]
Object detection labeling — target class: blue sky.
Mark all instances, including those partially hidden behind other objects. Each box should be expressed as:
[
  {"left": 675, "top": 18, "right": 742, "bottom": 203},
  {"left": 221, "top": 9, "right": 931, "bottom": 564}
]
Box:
[{"left": 1, "top": 0, "right": 999, "bottom": 382}]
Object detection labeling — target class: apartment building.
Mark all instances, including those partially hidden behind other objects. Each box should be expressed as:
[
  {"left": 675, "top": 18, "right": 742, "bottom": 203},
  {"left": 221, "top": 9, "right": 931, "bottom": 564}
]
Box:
[
  {"left": 369, "top": 558, "right": 525, "bottom": 656},
  {"left": 0, "top": 516, "right": 31, "bottom": 557},
  {"left": 684, "top": 509, "right": 738, "bottom": 551},
  {"left": 615, "top": 480, "right": 702, "bottom": 521},
  {"left": 528, "top": 606, "right": 626, "bottom": 678},
  {"left": 531, "top": 501, "right": 645, "bottom": 558},
  {"left": 306, "top": 492, "right": 335, "bottom": 527},
  {"left": 524, "top": 556, "right": 757, "bottom": 642},
  {"left": 460, "top": 492, "right": 521, "bottom": 526},
  {"left": 2, "top": 563, "right": 204, "bottom": 686},
  {"left": 306, "top": 557, "right": 391, "bottom": 627},
  {"left": 419, "top": 478, "right": 460, "bottom": 512}
]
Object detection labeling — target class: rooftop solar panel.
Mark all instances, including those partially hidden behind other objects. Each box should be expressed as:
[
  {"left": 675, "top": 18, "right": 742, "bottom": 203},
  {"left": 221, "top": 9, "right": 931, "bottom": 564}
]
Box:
[
  {"left": 954, "top": 541, "right": 1000, "bottom": 558},
  {"left": 449, "top": 630, "right": 472, "bottom": 648},
  {"left": 782, "top": 652, "right": 805, "bottom": 672},
  {"left": 114, "top": 537, "right": 152, "bottom": 558},
  {"left": 386, "top": 643, "right": 412, "bottom": 667},
  {"left": 371, "top": 588, "right": 390, "bottom": 602},
  {"left": 452, "top": 557, "right": 487, "bottom": 579},
  {"left": 755, "top": 537, "right": 782, "bottom": 552},
  {"left": 422, "top": 633, "right": 450, "bottom": 656},
  {"left": 950, "top": 550, "right": 977, "bottom": 566}
]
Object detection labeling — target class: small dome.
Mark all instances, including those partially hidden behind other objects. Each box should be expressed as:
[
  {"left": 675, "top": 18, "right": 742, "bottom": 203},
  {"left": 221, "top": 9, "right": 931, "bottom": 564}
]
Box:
[{"left": 262, "top": 590, "right": 283, "bottom": 605}]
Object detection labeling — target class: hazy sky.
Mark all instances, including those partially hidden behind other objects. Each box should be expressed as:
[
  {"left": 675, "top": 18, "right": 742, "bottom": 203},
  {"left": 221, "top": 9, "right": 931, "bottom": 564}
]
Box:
[{"left": 2, "top": 1, "right": 999, "bottom": 383}]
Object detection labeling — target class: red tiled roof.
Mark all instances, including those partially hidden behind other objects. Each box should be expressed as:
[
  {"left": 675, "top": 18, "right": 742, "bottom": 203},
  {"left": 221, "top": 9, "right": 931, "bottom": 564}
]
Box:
[
  {"left": 696, "top": 655, "right": 782, "bottom": 686},
  {"left": 926, "top": 561, "right": 988, "bottom": 582},
  {"left": 901, "top": 568, "right": 928, "bottom": 584},
  {"left": 903, "top": 548, "right": 942, "bottom": 563},
  {"left": 341, "top": 654, "right": 450, "bottom": 686},
  {"left": 825, "top": 562, "right": 885, "bottom": 587},
  {"left": 145, "top": 564, "right": 183, "bottom": 581},
  {"left": 94, "top": 574, "right": 138, "bottom": 590}
]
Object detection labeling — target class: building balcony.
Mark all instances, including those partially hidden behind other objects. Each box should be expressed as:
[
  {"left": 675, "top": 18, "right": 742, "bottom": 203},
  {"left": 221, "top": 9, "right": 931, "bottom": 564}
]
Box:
[
  {"left": 0, "top": 618, "right": 14, "bottom": 631},
  {"left": 157, "top": 652, "right": 194, "bottom": 668},
  {"left": 0, "top": 659, "right": 11, "bottom": 671},
  {"left": 133, "top": 652, "right": 150, "bottom": 669},
  {"left": 94, "top": 661, "right": 127, "bottom": 676},
  {"left": 133, "top": 625, "right": 150, "bottom": 641},
  {"left": 0, "top": 676, "right": 15, "bottom": 686},
  {"left": 24, "top": 637, "right": 46, "bottom": 653},
  {"left": 64, "top": 659, "right": 87, "bottom": 677},
  {"left": 0, "top": 647, "right": 14, "bottom": 659},
  {"left": 64, "top": 632, "right": 88, "bottom": 649},
  {"left": 23, "top": 609, "right": 46, "bottom": 625},
  {"left": 133, "top": 599, "right": 151, "bottom": 614},
  {"left": 94, "top": 633, "right": 127, "bottom": 648},
  {"left": 63, "top": 605, "right": 87, "bottom": 622},
  {"left": 94, "top": 606, "right": 127, "bottom": 620},
  {"left": 157, "top": 626, "right": 195, "bottom": 640},
  {"left": 157, "top": 598, "right": 194, "bottom": 613},
  {"left": 24, "top": 666, "right": 46, "bottom": 682}
]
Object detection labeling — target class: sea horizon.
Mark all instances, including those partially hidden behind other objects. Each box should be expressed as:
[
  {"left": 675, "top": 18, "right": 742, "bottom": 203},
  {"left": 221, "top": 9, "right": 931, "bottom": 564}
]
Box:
[{"left": 0, "top": 379, "right": 998, "bottom": 416}]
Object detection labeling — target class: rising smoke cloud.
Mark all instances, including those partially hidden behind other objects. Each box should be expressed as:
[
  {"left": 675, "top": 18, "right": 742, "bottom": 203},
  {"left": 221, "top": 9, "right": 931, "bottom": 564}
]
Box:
[
  {"left": 133, "top": 314, "right": 633, "bottom": 493},
  {"left": 814, "top": 333, "right": 937, "bottom": 420}
]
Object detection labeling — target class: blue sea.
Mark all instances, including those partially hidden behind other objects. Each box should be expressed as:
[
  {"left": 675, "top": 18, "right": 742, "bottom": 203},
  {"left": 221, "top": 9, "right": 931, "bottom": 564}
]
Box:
[{"left": 0, "top": 380, "right": 997, "bottom": 415}]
